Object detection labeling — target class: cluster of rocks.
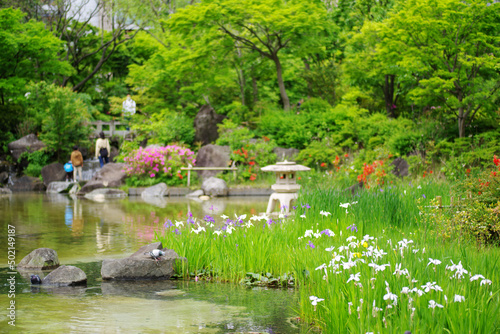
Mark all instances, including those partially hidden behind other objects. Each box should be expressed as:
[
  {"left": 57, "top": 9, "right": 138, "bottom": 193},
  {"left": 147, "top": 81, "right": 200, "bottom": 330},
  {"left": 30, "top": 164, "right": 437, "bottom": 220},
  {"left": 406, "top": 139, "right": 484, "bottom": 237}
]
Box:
[
  {"left": 17, "top": 248, "right": 86, "bottom": 287},
  {"left": 18, "top": 243, "right": 184, "bottom": 287}
]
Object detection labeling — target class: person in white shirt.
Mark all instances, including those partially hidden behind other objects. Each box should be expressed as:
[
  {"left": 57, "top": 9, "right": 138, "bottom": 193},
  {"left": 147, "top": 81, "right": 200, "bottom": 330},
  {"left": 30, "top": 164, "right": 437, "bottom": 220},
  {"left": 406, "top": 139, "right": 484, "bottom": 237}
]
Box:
[
  {"left": 122, "top": 94, "right": 136, "bottom": 130},
  {"left": 95, "top": 132, "right": 111, "bottom": 168}
]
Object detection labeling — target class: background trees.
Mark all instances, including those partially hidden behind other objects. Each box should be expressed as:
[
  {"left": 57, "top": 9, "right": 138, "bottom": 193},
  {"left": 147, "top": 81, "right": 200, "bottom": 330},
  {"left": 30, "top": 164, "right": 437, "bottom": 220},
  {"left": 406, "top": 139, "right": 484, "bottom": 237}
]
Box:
[
  {"left": 168, "top": 0, "right": 331, "bottom": 110},
  {"left": 1, "top": 0, "right": 499, "bottom": 168},
  {"left": 377, "top": 0, "right": 500, "bottom": 137}
]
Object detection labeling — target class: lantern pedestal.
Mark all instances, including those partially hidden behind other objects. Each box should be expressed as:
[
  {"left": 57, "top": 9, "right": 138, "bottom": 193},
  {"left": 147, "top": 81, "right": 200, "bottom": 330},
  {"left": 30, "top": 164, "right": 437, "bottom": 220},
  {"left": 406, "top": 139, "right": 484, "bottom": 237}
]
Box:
[
  {"left": 261, "top": 161, "right": 310, "bottom": 215},
  {"left": 266, "top": 192, "right": 298, "bottom": 215}
]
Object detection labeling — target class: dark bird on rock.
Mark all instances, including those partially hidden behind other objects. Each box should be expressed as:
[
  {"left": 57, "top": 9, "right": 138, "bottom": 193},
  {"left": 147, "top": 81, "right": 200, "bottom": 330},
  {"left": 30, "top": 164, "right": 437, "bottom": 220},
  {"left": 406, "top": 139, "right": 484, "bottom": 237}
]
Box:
[
  {"left": 144, "top": 249, "right": 165, "bottom": 262},
  {"left": 30, "top": 274, "right": 42, "bottom": 284}
]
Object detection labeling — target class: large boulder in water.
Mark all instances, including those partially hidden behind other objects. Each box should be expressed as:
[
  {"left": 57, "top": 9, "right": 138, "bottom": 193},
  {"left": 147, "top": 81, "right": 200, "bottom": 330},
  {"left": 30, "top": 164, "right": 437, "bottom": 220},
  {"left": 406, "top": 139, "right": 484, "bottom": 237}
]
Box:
[
  {"left": 0, "top": 171, "right": 8, "bottom": 184},
  {"left": 101, "top": 242, "right": 184, "bottom": 280},
  {"left": 194, "top": 105, "right": 226, "bottom": 146},
  {"left": 79, "top": 163, "right": 127, "bottom": 194},
  {"left": 0, "top": 187, "right": 12, "bottom": 195},
  {"left": 41, "top": 162, "right": 66, "bottom": 186},
  {"left": 11, "top": 175, "right": 46, "bottom": 192},
  {"left": 18, "top": 248, "right": 60, "bottom": 270},
  {"left": 201, "top": 177, "right": 228, "bottom": 197},
  {"left": 7, "top": 134, "right": 45, "bottom": 161},
  {"left": 195, "top": 144, "right": 231, "bottom": 180},
  {"left": 141, "top": 183, "right": 168, "bottom": 197},
  {"left": 42, "top": 265, "right": 87, "bottom": 286},
  {"left": 84, "top": 188, "right": 127, "bottom": 202},
  {"left": 46, "top": 181, "right": 75, "bottom": 194}
]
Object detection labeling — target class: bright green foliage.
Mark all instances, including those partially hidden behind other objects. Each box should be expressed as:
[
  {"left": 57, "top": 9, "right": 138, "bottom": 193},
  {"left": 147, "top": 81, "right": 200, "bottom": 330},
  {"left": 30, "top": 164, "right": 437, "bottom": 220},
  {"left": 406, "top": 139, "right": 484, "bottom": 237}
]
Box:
[
  {"left": 297, "top": 140, "right": 343, "bottom": 168},
  {"left": 216, "top": 119, "right": 276, "bottom": 182},
  {"left": 218, "top": 102, "right": 253, "bottom": 126},
  {"left": 19, "top": 149, "right": 51, "bottom": 177},
  {"left": 126, "top": 30, "right": 237, "bottom": 116},
  {"left": 131, "top": 109, "right": 195, "bottom": 147},
  {"left": 343, "top": 21, "right": 412, "bottom": 116},
  {"left": 420, "top": 159, "right": 500, "bottom": 246},
  {"left": 25, "top": 82, "right": 93, "bottom": 161},
  {"left": 261, "top": 102, "right": 420, "bottom": 160},
  {"left": 168, "top": 0, "right": 331, "bottom": 110},
  {"left": 0, "top": 8, "right": 72, "bottom": 104},
  {"left": 378, "top": 0, "right": 500, "bottom": 137}
]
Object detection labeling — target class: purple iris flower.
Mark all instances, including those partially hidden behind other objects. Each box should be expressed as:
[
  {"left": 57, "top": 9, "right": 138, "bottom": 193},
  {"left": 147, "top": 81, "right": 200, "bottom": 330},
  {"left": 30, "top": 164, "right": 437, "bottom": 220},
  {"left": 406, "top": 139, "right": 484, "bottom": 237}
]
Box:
[
  {"left": 163, "top": 219, "right": 173, "bottom": 228},
  {"left": 346, "top": 224, "right": 358, "bottom": 232},
  {"left": 308, "top": 241, "right": 315, "bottom": 249},
  {"left": 173, "top": 228, "right": 181, "bottom": 235},
  {"left": 301, "top": 203, "right": 311, "bottom": 209},
  {"left": 422, "top": 194, "right": 426, "bottom": 199},
  {"left": 187, "top": 211, "right": 193, "bottom": 218},
  {"left": 204, "top": 215, "right": 215, "bottom": 223},
  {"left": 320, "top": 229, "right": 331, "bottom": 236},
  {"left": 187, "top": 217, "right": 195, "bottom": 224}
]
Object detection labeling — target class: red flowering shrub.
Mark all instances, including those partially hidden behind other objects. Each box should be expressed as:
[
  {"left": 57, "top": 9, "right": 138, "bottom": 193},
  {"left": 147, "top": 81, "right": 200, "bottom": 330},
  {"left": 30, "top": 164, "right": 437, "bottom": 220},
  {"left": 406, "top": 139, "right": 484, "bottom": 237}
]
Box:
[
  {"left": 447, "top": 155, "right": 500, "bottom": 246},
  {"left": 357, "top": 160, "right": 389, "bottom": 188},
  {"left": 233, "top": 147, "right": 258, "bottom": 182}
]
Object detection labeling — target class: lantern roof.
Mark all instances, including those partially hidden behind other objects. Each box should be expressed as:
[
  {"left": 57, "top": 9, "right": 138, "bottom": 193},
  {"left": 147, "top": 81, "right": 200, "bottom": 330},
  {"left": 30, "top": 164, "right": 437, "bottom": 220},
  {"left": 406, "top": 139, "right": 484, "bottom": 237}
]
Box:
[{"left": 261, "top": 160, "right": 311, "bottom": 172}]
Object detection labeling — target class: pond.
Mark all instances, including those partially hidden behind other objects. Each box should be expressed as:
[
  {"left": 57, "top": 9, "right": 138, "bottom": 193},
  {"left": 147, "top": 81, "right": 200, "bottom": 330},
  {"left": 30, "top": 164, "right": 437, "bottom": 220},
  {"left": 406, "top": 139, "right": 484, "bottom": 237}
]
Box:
[{"left": 0, "top": 193, "right": 303, "bottom": 333}]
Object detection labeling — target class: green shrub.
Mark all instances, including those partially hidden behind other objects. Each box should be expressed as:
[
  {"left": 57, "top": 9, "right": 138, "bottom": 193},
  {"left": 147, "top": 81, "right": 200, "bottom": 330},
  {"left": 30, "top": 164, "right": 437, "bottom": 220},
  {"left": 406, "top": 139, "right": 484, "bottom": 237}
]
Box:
[
  {"left": 299, "top": 98, "right": 332, "bottom": 114},
  {"left": 131, "top": 109, "right": 195, "bottom": 147},
  {"left": 25, "top": 82, "right": 94, "bottom": 162},
  {"left": 426, "top": 156, "right": 500, "bottom": 246},
  {"left": 218, "top": 101, "right": 255, "bottom": 125},
  {"left": 389, "top": 131, "right": 420, "bottom": 156},
  {"left": 216, "top": 119, "right": 276, "bottom": 182},
  {"left": 216, "top": 119, "right": 254, "bottom": 148},
  {"left": 20, "top": 149, "right": 51, "bottom": 177},
  {"left": 297, "top": 140, "right": 343, "bottom": 168}
]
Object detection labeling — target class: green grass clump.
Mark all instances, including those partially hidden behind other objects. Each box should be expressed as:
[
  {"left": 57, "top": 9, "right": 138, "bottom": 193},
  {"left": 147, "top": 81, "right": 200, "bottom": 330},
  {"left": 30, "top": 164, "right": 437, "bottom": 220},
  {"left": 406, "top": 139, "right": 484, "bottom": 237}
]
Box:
[{"left": 155, "top": 180, "right": 500, "bottom": 333}]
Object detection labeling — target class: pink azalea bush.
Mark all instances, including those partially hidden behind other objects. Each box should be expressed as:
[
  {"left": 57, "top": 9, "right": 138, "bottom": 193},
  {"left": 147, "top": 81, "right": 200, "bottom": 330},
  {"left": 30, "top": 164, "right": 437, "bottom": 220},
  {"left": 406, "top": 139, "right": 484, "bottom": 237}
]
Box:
[{"left": 123, "top": 145, "right": 196, "bottom": 186}]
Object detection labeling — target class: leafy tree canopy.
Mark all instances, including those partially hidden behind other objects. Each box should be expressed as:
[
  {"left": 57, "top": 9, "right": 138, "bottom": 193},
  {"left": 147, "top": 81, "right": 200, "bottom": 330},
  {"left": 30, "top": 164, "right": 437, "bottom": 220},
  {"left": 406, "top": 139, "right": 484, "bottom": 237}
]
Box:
[
  {"left": 0, "top": 8, "right": 72, "bottom": 104},
  {"left": 378, "top": 0, "right": 500, "bottom": 137},
  {"left": 167, "top": 0, "right": 332, "bottom": 110}
]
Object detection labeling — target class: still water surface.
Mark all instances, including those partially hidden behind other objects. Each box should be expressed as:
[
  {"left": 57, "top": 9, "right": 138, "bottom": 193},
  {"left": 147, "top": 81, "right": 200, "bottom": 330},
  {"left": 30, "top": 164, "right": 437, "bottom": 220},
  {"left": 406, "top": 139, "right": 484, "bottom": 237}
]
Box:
[{"left": 0, "top": 193, "right": 301, "bottom": 333}]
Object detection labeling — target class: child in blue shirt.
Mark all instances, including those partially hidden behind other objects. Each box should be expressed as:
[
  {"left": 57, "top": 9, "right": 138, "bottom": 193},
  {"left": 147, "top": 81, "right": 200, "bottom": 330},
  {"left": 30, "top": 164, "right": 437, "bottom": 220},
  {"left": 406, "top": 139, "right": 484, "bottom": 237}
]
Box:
[{"left": 64, "top": 161, "right": 74, "bottom": 182}]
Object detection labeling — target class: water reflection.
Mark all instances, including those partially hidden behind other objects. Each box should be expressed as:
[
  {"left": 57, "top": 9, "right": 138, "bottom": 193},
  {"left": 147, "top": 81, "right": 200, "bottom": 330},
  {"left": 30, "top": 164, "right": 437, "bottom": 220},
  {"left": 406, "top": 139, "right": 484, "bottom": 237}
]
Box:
[
  {"left": 0, "top": 193, "right": 302, "bottom": 333},
  {"left": 0, "top": 193, "right": 268, "bottom": 265}
]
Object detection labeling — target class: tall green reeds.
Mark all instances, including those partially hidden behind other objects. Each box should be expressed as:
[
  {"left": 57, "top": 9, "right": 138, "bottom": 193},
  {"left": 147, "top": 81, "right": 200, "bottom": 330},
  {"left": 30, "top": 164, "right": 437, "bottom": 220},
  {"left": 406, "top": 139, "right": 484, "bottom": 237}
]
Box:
[{"left": 156, "top": 180, "right": 499, "bottom": 333}]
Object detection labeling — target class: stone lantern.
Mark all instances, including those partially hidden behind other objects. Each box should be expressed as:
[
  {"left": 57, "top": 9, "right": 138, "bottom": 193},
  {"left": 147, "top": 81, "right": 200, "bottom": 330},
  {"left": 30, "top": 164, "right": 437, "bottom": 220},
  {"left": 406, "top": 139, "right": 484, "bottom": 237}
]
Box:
[{"left": 261, "top": 161, "right": 310, "bottom": 215}]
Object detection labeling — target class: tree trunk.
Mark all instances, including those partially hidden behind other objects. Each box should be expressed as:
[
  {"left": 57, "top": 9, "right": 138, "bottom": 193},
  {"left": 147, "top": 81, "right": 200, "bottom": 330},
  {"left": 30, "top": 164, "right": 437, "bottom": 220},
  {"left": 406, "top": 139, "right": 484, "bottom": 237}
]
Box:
[
  {"left": 458, "top": 108, "right": 466, "bottom": 137},
  {"left": 303, "top": 58, "right": 312, "bottom": 95},
  {"left": 383, "top": 74, "right": 396, "bottom": 118},
  {"left": 252, "top": 75, "right": 258, "bottom": 104},
  {"left": 238, "top": 68, "right": 246, "bottom": 106},
  {"left": 236, "top": 48, "right": 245, "bottom": 106},
  {"left": 273, "top": 54, "right": 290, "bottom": 111}
]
